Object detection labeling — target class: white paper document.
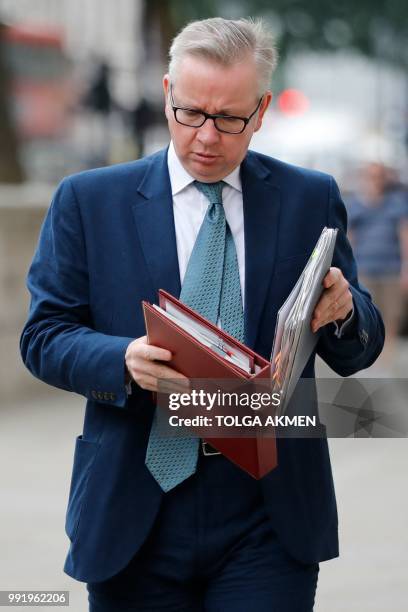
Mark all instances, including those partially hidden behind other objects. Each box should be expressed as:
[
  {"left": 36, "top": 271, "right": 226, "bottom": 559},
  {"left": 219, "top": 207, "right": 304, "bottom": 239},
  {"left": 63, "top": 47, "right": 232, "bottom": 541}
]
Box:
[
  {"left": 270, "top": 227, "right": 338, "bottom": 412},
  {"left": 152, "top": 302, "right": 254, "bottom": 374}
]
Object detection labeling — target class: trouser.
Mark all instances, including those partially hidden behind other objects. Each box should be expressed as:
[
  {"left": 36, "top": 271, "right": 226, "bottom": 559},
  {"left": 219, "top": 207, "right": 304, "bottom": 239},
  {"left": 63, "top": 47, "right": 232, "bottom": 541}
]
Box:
[{"left": 87, "top": 447, "right": 319, "bottom": 611}]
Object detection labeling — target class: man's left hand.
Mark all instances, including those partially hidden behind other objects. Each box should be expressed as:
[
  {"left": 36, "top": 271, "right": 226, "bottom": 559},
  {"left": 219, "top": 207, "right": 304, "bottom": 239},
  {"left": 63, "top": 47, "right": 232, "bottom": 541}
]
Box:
[{"left": 311, "top": 267, "right": 353, "bottom": 333}]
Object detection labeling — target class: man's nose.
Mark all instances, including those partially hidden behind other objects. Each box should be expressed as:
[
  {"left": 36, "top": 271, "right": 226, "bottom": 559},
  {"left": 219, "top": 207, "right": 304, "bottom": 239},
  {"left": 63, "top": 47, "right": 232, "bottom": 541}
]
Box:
[{"left": 196, "top": 118, "right": 221, "bottom": 145}]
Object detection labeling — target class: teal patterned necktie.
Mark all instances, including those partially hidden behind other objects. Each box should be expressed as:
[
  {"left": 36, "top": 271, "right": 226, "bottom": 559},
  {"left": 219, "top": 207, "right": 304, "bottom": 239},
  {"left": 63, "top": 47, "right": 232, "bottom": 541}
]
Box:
[{"left": 145, "top": 180, "right": 245, "bottom": 492}]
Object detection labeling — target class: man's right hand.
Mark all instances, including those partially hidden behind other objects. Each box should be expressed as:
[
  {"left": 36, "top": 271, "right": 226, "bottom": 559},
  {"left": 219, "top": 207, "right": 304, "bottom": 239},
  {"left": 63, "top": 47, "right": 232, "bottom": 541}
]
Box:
[{"left": 125, "top": 336, "right": 188, "bottom": 392}]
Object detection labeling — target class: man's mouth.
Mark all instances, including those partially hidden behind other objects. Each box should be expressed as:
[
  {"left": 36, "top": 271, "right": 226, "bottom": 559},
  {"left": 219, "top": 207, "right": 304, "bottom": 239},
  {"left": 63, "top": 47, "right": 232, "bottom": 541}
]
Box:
[{"left": 193, "top": 152, "right": 220, "bottom": 161}]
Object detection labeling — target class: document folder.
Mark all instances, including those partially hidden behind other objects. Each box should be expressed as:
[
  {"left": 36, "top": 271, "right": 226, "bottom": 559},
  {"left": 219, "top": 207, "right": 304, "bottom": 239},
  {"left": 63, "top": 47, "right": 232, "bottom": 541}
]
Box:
[
  {"left": 143, "top": 290, "right": 278, "bottom": 479},
  {"left": 270, "top": 227, "right": 338, "bottom": 411}
]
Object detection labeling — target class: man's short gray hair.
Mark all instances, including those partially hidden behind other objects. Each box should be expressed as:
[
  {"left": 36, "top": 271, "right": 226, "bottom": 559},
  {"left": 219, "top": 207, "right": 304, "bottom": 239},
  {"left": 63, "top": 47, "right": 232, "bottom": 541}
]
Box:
[{"left": 168, "top": 17, "right": 278, "bottom": 94}]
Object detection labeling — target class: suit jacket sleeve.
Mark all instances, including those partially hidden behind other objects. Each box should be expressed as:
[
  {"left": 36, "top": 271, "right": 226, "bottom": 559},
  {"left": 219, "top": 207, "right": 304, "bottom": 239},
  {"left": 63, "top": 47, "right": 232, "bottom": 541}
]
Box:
[
  {"left": 20, "top": 177, "right": 134, "bottom": 408},
  {"left": 316, "top": 177, "right": 385, "bottom": 376}
]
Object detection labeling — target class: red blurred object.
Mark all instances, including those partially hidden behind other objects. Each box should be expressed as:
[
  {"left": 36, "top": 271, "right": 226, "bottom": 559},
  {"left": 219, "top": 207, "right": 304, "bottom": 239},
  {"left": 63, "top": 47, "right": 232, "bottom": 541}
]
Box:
[
  {"left": 4, "top": 23, "right": 64, "bottom": 48},
  {"left": 3, "top": 24, "right": 73, "bottom": 138},
  {"left": 277, "top": 89, "right": 310, "bottom": 115}
]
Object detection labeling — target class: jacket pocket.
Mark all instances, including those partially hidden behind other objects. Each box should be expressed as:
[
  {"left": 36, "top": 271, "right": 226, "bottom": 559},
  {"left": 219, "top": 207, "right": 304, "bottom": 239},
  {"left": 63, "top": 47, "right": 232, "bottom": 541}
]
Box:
[{"left": 65, "top": 435, "right": 100, "bottom": 541}]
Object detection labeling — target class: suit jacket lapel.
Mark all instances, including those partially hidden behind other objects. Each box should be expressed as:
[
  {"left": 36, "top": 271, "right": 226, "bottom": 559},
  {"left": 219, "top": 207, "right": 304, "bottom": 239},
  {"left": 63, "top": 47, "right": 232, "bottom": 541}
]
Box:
[
  {"left": 132, "top": 149, "right": 181, "bottom": 301},
  {"left": 242, "top": 151, "right": 281, "bottom": 349}
]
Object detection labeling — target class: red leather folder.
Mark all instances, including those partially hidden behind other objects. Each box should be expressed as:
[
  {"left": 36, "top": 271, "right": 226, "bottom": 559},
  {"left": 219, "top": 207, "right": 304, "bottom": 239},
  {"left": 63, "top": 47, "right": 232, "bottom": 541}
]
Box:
[{"left": 142, "top": 289, "right": 278, "bottom": 479}]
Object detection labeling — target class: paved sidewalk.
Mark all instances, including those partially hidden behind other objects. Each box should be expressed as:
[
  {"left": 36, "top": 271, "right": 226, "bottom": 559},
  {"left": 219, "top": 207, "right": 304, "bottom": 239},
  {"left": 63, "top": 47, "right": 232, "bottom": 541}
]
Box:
[{"left": 0, "top": 378, "right": 407, "bottom": 611}]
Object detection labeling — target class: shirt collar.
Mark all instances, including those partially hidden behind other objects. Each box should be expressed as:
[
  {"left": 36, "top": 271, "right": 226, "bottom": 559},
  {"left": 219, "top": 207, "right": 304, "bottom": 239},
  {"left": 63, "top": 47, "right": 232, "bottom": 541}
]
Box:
[{"left": 167, "top": 141, "right": 242, "bottom": 196}]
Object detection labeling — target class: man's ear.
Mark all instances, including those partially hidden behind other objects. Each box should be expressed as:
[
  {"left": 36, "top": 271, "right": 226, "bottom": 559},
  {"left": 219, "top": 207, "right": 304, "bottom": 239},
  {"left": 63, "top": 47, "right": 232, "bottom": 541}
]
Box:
[
  {"left": 163, "top": 74, "right": 170, "bottom": 98},
  {"left": 163, "top": 74, "right": 170, "bottom": 117},
  {"left": 255, "top": 91, "right": 272, "bottom": 132}
]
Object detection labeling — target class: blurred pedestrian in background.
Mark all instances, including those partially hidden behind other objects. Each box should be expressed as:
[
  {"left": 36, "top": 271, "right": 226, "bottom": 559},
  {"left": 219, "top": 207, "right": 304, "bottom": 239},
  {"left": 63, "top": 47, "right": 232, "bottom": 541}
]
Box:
[
  {"left": 129, "top": 96, "right": 156, "bottom": 157},
  {"left": 346, "top": 162, "right": 408, "bottom": 368},
  {"left": 82, "top": 59, "right": 113, "bottom": 165},
  {"left": 83, "top": 61, "right": 112, "bottom": 116}
]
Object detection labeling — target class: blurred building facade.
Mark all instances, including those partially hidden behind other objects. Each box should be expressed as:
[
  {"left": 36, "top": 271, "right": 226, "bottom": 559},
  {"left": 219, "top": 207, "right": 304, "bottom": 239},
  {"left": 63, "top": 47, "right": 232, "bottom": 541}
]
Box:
[
  {"left": 252, "top": 51, "right": 408, "bottom": 183},
  {"left": 0, "top": 0, "right": 148, "bottom": 401},
  {"left": 0, "top": 0, "right": 150, "bottom": 181},
  {"left": 0, "top": 0, "right": 143, "bottom": 109}
]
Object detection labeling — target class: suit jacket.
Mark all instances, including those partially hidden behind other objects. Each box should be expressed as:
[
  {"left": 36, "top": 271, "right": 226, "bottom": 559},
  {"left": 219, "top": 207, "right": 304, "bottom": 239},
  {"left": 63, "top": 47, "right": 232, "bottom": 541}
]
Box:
[{"left": 20, "top": 148, "right": 384, "bottom": 583}]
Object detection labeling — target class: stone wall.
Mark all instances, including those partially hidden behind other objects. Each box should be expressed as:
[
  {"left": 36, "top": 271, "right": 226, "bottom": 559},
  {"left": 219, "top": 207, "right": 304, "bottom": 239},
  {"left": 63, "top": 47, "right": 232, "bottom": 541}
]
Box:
[{"left": 0, "top": 185, "right": 53, "bottom": 402}]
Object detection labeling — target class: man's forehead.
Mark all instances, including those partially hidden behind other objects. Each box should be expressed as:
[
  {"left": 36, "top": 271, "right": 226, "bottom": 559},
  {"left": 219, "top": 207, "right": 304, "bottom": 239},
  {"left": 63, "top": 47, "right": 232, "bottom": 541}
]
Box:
[{"left": 171, "top": 56, "right": 259, "bottom": 111}]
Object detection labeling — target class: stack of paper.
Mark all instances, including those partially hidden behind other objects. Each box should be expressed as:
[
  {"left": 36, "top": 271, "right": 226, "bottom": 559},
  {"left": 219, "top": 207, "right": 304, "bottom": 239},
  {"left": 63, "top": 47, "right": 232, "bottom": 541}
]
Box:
[
  {"left": 152, "top": 301, "right": 256, "bottom": 375},
  {"left": 270, "top": 227, "right": 338, "bottom": 411}
]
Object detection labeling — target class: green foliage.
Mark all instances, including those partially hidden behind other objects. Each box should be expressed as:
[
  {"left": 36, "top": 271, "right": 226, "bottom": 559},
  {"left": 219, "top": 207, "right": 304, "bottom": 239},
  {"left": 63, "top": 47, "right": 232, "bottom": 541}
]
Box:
[{"left": 157, "top": 0, "right": 408, "bottom": 67}]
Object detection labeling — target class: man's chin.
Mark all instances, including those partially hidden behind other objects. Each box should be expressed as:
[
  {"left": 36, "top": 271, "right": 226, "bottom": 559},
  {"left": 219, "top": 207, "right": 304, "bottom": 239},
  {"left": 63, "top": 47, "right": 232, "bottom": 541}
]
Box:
[{"left": 187, "top": 159, "right": 226, "bottom": 183}]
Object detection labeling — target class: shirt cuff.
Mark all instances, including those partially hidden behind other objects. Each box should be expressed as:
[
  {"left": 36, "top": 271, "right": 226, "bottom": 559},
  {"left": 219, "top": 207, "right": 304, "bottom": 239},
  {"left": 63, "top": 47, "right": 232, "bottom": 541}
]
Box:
[
  {"left": 333, "top": 305, "right": 355, "bottom": 338},
  {"left": 125, "top": 380, "right": 133, "bottom": 396},
  {"left": 125, "top": 363, "right": 133, "bottom": 396}
]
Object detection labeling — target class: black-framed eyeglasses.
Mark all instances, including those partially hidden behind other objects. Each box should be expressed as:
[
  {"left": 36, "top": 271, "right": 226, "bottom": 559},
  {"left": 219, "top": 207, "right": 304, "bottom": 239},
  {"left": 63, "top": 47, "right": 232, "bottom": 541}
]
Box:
[{"left": 169, "top": 84, "right": 263, "bottom": 135}]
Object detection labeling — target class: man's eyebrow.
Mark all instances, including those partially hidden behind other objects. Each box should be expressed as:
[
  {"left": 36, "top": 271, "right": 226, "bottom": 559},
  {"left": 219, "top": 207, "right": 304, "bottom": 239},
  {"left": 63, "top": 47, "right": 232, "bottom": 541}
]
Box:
[
  {"left": 217, "top": 107, "right": 242, "bottom": 116},
  {"left": 172, "top": 90, "right": 242, "bottom": 116},
  {"left": 182, "top": 102, "right": 204, "bottom": 111},
  {"left": 173, "top": 96, "right": 201, "bottom": 111},
  {"left": 172, "top": 87, "right": 246, "bottom": 116},
  {"left": 179, "top": 100, "right": 243, "bottom": 116}
]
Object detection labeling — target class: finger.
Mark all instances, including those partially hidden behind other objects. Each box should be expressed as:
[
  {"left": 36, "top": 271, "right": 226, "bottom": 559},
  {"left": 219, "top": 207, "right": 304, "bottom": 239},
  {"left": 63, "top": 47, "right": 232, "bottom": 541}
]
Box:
[
  {"left": 312, "top": 291, "right": 352, "bottom": 331},
  {"left": 128, "top": 360, "right": 187, "bottom": 385},
  {"left": 138, "top": 343, "right": 173, "bottom": 362},
  {"left": 158, "top": 379, "right": 192, "bottom": 395},
  {"left": 322, "top": 267, "right": 341, "bottom": 289},
  {"left": 318, "top": 277, "right": 349, "bottom": 311},
  {"left": 334, "top": 301, "right": 353, "bottom": 323},
  {"left": 336, "top": 306, "right": 352, "bottom": 323},
  {"left": 147, "top": 361, "right": 189, "bottom": 382},
  {"left": 130, "top": 369, "right": 189, "bottom": 393},
  {"left": 314, "top": 295, "right": 352, "bottom": 330},
  {"left": 136, "top": 373, "right": 160, "bottom": 392},
  {"left": 313, "top": 281, "right": 350, "bottom": 324},
  {"left": 313, "top": 296, "right": 334, "bottom": 322},
  {"left": 312, "top": 294, "right": 338, "bottom": 328},
  {"left": 331, "top": 288, "right": 353, "bottom": 320},
  {"left": 336, "top": 290, "right": 352, "bottom": 311},
  {"left": 313, "top": 285, "right": 338, "bottom": 317},
  {"left": 322, "top": 292, "right": 348, "bottom": 321},
  {"left": 126, "top": 337, "right": 173, "bottom": 364}
]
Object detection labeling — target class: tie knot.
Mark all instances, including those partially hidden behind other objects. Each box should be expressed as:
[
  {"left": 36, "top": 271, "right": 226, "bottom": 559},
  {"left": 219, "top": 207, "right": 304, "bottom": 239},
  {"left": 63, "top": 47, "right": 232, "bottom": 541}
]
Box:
[{"left": 194, "top": 180, "right": 224, "bottom": 204}]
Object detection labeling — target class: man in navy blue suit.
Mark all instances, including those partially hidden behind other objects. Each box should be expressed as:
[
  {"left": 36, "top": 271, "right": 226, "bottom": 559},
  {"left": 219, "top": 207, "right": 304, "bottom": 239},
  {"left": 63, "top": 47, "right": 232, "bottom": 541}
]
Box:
[{"left": 21, "top": 17, "right": 384, "bottom": 612}]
